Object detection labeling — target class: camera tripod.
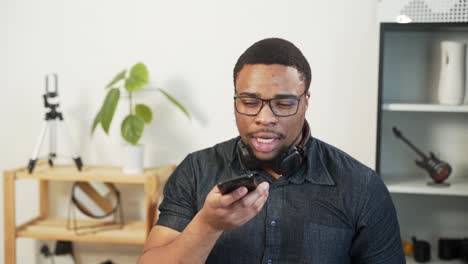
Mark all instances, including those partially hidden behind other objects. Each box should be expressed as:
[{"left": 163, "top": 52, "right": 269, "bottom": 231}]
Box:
[{"left": 27, "top": 73, "right": 83, "bottom": 174}]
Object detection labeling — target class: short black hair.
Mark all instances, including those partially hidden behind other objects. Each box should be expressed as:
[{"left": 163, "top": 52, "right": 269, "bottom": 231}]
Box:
[{"left": 233, "top": 38, "right": 311, "bottom": 91}]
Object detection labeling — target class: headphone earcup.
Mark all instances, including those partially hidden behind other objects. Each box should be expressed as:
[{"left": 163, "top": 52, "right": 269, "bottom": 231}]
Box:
[{"left": 276, "top": 146, "right": 304, "bottom": 176}]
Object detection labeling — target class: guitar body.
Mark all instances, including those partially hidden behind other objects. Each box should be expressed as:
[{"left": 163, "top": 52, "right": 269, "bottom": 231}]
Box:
[{"left": 415, "top": 155, "right": 452, "bottom": 183}]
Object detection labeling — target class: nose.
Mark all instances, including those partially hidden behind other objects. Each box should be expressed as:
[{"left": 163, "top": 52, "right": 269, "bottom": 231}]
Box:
[{"left": 255, "top": 102, "right": 278, "bottom": 126}]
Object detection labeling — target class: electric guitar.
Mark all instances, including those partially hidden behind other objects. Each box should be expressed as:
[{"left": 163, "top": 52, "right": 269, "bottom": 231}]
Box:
[{"left": 392, "top": 126, "right": 452, "bottom": 183}]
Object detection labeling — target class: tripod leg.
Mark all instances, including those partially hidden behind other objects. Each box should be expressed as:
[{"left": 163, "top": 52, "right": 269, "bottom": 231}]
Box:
[
  {"left": 74, "top": 157, "right": 83, "bottom": 171},
  {"left": 48, "top": 120, "right": 57, "bottom": 167},
  {"left": 28, "top": 121, "right": 49, "bottom": 173},
  {"left": 60, "top": 119, "right": 84, "bottom": 171}
]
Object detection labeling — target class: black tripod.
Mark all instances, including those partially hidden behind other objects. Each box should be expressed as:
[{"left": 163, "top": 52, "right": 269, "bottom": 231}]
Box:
[{"left": 27, "top": 74, "right": 83, "bottom": 174}]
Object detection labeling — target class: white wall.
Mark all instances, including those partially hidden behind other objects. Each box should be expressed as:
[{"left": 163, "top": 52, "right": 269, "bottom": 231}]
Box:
[{"left": 1, "top": 0, "right": 379, "bottom": 263}]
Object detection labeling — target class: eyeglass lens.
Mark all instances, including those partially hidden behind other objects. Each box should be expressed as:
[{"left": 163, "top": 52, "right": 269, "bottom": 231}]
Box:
[{"left": 235, "top": 97, "right": 300, "bottom": 116}]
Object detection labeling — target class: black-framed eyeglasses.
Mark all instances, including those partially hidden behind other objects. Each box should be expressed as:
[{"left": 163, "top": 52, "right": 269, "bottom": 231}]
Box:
[{"left": 234, "top": 91, "right": 307, "bottom": 117}]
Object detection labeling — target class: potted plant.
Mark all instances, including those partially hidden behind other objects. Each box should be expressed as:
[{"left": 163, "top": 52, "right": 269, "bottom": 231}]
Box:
[{"left": 91, "top": 62, "right": 189, "bottom": 173}]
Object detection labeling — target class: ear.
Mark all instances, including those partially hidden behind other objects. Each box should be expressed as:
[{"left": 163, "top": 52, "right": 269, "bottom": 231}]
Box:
[{"left": 304, "top": 91, "right": 310, "bottom": 109}]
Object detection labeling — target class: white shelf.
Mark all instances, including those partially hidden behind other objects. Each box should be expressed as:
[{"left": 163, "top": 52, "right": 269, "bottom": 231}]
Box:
[
  {"left": 383, "top": 176, "right": 468, "bottom": 196},
  {"left": 382, "top": 103, "right": 468, "bottom": 113}
]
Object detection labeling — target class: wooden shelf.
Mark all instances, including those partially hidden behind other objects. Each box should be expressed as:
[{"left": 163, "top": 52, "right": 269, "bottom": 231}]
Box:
[
  {"left": 4, "top": 164, "right": 176, "bottom": 264},
  {"left": 405, "top": 256, "right": 464, "bottom": 264},
  {"left": 383, "top": 176, "right": 468, "bottom": 196},
  {"left": 14, "top": 164, "right": 176, "bottom": 184},
  {"left": 382, "top": 103, "right": 468, "bottom": 113},
  {"left": 17, "top": 218, "right": 146, "bottom": 245}
]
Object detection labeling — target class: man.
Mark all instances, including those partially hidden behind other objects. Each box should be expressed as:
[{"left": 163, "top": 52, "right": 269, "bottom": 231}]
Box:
[{"left": 138, "top": 38, "right": 404, "bottom": 263}]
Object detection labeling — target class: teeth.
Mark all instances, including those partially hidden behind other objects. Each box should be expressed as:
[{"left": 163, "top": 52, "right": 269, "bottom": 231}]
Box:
[{"left": 257, "top": 138, "right": 274, "bottom": 143}]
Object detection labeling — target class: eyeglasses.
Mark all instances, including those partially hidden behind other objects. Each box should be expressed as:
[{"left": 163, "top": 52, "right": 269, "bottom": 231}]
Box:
[{"left": 234, "top": 91, "right": 306, "bottom": 117}]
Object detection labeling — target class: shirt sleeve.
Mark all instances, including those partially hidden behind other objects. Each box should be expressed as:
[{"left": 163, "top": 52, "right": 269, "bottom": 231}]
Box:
[
  {"left": 350, "top": 171, "right": 406, "bottom": 264},
  {"left": 157, "top": 154, "right": 197, "bottom": 232}
]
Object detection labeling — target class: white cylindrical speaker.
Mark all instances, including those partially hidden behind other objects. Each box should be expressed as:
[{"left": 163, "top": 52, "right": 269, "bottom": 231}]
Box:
[
  {"left": 437, "top": 41, "right": 465, "bottom": 105},
  {"left": 465, "top": 44, "right": 468, "bottom": 105}
]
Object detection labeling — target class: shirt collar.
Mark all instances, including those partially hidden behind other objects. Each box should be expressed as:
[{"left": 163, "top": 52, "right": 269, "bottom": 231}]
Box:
[
  {"left": 288, "top": 137, "right": 335, "bottom": 186},
  {"left": 229, "top": 136, "right": 335, "bottom": 186}
]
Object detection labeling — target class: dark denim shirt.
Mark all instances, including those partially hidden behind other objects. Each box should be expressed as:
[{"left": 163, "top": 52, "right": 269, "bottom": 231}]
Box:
[{"left": 158, "top": 136, "right": 405, "bottom": 264}]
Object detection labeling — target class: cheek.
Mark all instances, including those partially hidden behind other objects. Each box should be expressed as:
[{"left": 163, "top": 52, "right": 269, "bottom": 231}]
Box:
[
  {"left": 235, "top": 113, "right": 249, "bottom": 134},
  {"left": 283, "top": 116, "right": 306, "bottom": 140}
]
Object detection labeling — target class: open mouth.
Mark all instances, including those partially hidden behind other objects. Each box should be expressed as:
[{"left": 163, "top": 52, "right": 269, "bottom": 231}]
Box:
[
  {"left": 256, "top": 138, "right": 275, "bottom": 144},
  {"left": 251, "top": 136, "right": 280, "bottom": 152}
]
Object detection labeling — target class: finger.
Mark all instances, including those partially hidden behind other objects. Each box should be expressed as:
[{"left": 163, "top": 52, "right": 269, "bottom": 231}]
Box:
[
  {"left": 218, "top": 186, "right": 248, "bottom": 207},
  {"left": 257, "top": 182, "right": 270, "bottom": 194},
  {"left": 252, "top": 190, "right": 269, "bottom": 212},
  {"left": 238, "top": 182, "right": 269, "bottom": 207},
  {"left": 231, "top": 191, "right": 269, "bottom": 225}
]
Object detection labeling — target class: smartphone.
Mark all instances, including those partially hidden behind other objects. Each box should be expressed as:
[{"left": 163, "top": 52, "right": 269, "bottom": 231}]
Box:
[{"left": 217, "top": 173, "right": 259, "bottom": 195}]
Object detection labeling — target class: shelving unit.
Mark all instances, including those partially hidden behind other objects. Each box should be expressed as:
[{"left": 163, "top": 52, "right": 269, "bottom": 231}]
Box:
[
  {"left": 3, "top": 163, "right": 176, "bottom": 264},
  {"left": 376, "top": 22, "right": 468, "bottom": 263}
]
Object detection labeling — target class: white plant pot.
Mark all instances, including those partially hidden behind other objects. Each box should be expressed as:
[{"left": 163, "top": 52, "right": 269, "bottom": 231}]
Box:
[
  {"left": 123, "top": 144, "right": 144, "bottom": 174},
  {"left": 437, "top": 41, "right": 465, "bottom": 105}
]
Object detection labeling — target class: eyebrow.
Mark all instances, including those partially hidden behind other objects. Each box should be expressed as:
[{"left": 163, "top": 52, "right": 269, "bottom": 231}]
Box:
[{"left": 237, "top": 92, "right": 299, "bottom": 99}]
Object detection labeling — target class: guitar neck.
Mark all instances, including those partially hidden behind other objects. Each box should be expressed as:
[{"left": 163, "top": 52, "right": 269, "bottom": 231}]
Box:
[{"left": 398, "top": 136, "right": 428, "bottom": 160}]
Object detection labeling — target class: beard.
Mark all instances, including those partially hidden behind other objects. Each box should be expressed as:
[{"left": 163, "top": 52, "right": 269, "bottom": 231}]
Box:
[{"left": 246, "top": 141, "right": 290, "bottom": 165}]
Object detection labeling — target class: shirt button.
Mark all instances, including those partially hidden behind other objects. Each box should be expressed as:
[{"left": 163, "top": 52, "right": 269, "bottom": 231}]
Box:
[{"left": 270, "top": 220, "right": 277, "bottom": 227}]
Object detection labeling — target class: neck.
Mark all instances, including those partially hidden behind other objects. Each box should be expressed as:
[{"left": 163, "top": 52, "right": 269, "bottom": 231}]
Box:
[{"left": 264, "top": 168, "right": 282, "bottom": 180}]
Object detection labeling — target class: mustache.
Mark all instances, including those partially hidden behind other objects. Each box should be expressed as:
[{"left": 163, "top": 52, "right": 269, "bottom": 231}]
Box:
[{"left": 247, "top": 129, "right": 285, "bottom": 139}]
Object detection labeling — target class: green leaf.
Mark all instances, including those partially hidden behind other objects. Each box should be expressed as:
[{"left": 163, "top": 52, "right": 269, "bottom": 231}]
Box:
[
  {"left": 100, "top": 88, "right": 121, "bottom": 134},
  {"left": 135, "top": 104, "right": 153, "bottom": 123},
  {"left": 106, "top": 69, "right": 127, "bottom": 88},
  {"left": 91, "top": 109, "right": 101, "bottom": 135},
  {"left": 121, "top": 114, "right": 145, "bottom": 145},
  {"left": 158, "top": 88, "right": 190, "bottom": 119},
  {"left": 125, "top": 62, "right": 149, "bottom": 92}
]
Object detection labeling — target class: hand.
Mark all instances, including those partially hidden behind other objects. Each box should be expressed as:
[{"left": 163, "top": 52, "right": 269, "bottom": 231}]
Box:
[{"left": 199, "top": 181, "right": 270, "bottom": 231}]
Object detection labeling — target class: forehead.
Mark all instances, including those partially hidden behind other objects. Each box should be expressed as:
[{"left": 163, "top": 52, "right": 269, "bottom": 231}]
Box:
[{"left": 235, "top": 64, "right": 304, "bottom": 96}]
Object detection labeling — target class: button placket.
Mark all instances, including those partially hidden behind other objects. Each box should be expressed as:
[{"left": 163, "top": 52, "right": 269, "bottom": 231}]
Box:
[{"left": 262, "top": 186, "right": 282, "bottom": 264}]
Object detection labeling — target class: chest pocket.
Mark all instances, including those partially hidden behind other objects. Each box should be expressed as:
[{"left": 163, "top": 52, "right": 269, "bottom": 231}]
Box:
[{"left": 303, "top": 222, "right": 354, "bottom": 264}]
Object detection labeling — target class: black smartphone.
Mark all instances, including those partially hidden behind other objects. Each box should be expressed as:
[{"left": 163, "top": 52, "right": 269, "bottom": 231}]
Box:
[{"left": 217, "top": 173, "right": 259, "bottom": 195}]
